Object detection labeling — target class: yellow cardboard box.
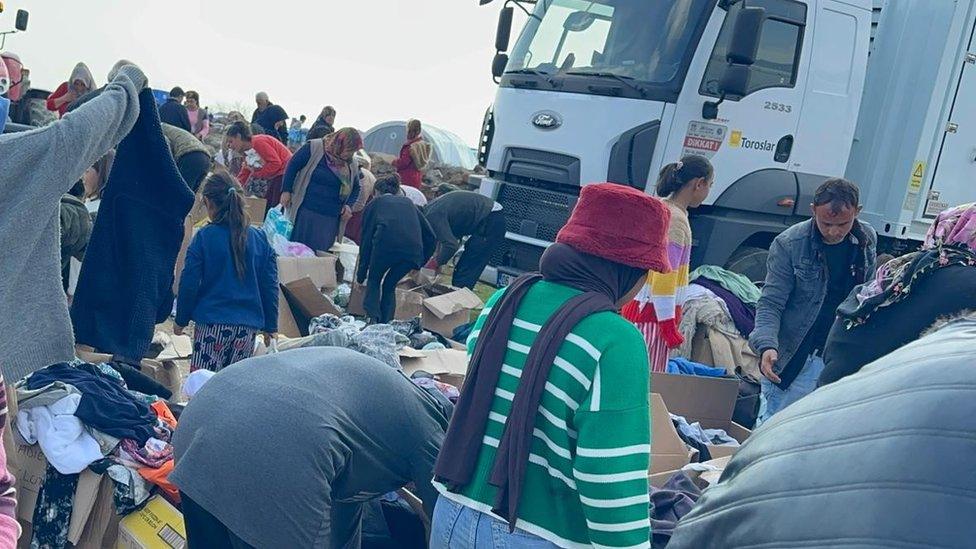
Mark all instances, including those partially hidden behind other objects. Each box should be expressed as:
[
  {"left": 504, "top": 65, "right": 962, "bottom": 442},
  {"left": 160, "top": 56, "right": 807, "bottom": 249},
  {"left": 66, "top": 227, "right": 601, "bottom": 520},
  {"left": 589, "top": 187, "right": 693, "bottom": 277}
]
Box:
[{"left": 117, "top": 496, "right": 186, "bottom": 549}]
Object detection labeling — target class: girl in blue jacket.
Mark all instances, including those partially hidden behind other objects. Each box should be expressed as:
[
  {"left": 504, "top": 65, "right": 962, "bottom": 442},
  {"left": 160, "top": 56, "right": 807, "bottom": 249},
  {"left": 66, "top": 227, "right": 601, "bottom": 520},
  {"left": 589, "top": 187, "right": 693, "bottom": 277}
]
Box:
[{"left": 175, "top": 171, "right": 279, "bottom": 372}]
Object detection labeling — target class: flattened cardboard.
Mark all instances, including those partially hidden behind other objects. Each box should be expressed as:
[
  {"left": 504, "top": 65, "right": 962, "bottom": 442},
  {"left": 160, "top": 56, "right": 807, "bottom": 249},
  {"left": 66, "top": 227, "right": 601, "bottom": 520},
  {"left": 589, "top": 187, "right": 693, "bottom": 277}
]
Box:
[
  {"left": 650, "top": 393, "right": 695, "bottom": 474},
  {"left": 117, "top": 495, "right": 187, "bottom": 549},
  {"left": 400, "top": 348, "right": 469, "bottom": 389},
  {"left": 277, "top": 255, "right": 338, "bottom": 291},
  {"left": 156, "top": 335, "right": 193, "bottom": 361},
  {"left": 12, "top": 444, "right": 46, "bottom": 523},
  {"left": 651, "top": 372, "right": 751, "bottom": 459}
]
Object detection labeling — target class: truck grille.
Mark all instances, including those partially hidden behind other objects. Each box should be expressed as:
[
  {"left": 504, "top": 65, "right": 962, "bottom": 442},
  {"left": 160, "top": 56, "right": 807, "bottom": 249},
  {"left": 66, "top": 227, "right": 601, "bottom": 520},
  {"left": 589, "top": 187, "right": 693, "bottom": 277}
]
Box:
[
  {"left": 491, "top": 239, "right": 547, "bottom": 272},
  {"left": 496, "top": 182, "right": 579, "bottom": 242}
]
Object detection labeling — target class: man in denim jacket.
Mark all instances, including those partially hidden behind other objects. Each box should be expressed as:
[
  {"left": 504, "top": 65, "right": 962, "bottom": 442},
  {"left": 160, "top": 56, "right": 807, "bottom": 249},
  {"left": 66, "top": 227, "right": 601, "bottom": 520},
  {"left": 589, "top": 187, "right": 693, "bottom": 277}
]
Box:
[{"left": 750, "top": 179, "right": 877, "bottom": 425}]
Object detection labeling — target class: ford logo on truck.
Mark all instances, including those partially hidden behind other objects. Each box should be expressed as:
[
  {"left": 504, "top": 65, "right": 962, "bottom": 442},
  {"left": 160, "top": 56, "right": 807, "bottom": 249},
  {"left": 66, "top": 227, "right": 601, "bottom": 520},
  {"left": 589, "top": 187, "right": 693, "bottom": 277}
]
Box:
[{"left": 532, "top": 111, "right": 562, "bottom": 130}]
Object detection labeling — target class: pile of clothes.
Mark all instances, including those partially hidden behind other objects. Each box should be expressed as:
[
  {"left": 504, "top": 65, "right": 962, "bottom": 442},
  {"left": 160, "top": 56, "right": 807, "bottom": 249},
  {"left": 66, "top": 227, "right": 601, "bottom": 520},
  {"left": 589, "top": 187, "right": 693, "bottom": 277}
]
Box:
[
  {"left": 669, "top": 413, "right": 739, "bottom": 462},
  {"left": 15, "top": 361, "right": 180, "bottom": 548},
  {"left": 676, "top": 266, "right": 761, "bottom": 383},
  {"left": 276, "top": 315, "right": 451, "bottom": 369}
]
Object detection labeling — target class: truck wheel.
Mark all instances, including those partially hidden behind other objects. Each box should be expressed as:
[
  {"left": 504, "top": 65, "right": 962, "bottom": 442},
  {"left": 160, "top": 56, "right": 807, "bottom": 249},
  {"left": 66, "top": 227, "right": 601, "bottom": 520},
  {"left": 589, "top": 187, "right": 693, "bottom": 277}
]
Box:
[{"left": 725, "top": 246, "right": 768, "bottom": 284}]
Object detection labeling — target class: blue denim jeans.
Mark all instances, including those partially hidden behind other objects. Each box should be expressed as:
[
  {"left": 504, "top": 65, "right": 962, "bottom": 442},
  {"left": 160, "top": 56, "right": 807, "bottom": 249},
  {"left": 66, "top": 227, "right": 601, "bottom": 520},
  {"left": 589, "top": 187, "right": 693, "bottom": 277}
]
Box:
[
  {"left": 757, "top": 354, "right": 826, "bottom": 427},
  {"left": 429, "top": 496, "right": 558, "bottom": 549}
]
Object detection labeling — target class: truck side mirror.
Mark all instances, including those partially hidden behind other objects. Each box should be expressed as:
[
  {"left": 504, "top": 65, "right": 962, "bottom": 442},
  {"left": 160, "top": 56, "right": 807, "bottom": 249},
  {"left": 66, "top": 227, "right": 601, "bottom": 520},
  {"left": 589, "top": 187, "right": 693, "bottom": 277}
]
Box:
[
  {"left": 702, "top": 7, "right": 765, "bottom": 120},
  {"left": 15, "top": 9, "right": 28, "bottom": 32},
  {"left": 492, "top": 53, "right": 510, "bottom": 80},
  {"left": 496, "top": 7, "right": 514, "bottom": 52},
  {"left": 727, "top": 7, "right": 765, "bottom": 65}
]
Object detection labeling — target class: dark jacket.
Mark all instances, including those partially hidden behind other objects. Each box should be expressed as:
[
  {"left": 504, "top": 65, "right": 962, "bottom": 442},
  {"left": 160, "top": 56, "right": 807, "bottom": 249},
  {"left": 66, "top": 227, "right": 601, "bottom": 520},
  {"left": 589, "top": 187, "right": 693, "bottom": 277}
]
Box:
[
  {"left": 281, "top": 141, "right": 360, "bottom": 217},
  {"left": 821, "top": 264, "right": 976, "bottom": 386},
  {"left": 158, "top": 98, "right": 191, "bottom": 133},
  {"left": 309, "top": 116, "right": 334, "bottom": 136},
  {"left": 59, "top": 194, "right": 92, "bottom": 289},
  {"left": 71, "top": 89, "right": 195, "bottom": 361},
  {"left": 670, "top": 315, "right": 976, "bottom": 549},
  {"left": 171, "top": 348, "right": 449, "bottom": 549},
  {"left": 423, "top": 191, "right": 498, "bottom": 266},
  {"left": 749, "top": 219, "right": 876, "bottom": 382},
  {"left": 176, "top": 224, "right": 279, "bottom": 333},
  {"left": 357, "top": 195, "right": 437, "bottom": 282},
  {"left": 252, "top": 104, "right": 289, "bottom": 144}
]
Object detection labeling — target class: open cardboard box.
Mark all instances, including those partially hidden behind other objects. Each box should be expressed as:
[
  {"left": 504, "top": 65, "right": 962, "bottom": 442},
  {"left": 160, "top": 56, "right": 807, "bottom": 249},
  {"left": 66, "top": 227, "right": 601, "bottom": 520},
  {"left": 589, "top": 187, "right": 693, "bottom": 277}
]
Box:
[
  {"left": 243, "top": 196, "right": 267, "bottom": 226},
  {"left": 399, "top": 348, "right": 469, "bottom": 389},
  {"left": 348, "top": 279, "right": 483, "bottom": 337},
  {"left": 278, "top": 254, "right": 339, "bottom": 292},
  {"left": 282, "top": 277, "right": 344, "bottom": 336},
  {"left": 649, "top": 455, "right": 732, "bottom": 489},
  {"left": 117, "top": 495, "right": 186, "bottom": 549},
  {"left": 651, "top": 372, "right": 751, "bottom": 460}
]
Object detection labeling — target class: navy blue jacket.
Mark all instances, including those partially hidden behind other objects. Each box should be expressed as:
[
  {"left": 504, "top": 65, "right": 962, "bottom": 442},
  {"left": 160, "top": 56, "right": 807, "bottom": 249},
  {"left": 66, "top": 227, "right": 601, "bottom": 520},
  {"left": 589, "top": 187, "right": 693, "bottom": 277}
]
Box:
[
  {"left": 176, "top": 224, "right": 279, "bottom": 332},
  {"left": 158, "top": 98, "right": 191, "bottom": 133}
]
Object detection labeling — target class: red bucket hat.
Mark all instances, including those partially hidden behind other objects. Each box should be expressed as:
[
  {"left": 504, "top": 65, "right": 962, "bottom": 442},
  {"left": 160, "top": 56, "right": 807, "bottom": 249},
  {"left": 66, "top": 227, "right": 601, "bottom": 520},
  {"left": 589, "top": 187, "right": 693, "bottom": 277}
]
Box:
[{"left": 556, "top": 183, "right": 672, "bottom": 272}]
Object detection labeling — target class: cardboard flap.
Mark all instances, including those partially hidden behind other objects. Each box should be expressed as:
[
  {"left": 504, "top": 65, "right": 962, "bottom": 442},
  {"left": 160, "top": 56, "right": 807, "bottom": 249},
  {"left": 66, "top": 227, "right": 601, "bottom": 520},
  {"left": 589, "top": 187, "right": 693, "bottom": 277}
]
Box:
[
  {"left": 277, "top": 255, "right": 338, "bottom": 290},
  {"left": 400, "top": 349, "right": 470, "bottom": 377},
  {"left": 423, "top": 289, "right": 484, "bottom": 319},
  {"left": 650, "top": 393, "right": 694, "bottom": 474},
  {"left": 67, "top": 470, "right": 103, "bottom": 544},
  {"left": 283, "top": 277, "right": 343, "bottom": 319},
  {"left": 651, "top": 372, "right": 739, "bottom": 426}
]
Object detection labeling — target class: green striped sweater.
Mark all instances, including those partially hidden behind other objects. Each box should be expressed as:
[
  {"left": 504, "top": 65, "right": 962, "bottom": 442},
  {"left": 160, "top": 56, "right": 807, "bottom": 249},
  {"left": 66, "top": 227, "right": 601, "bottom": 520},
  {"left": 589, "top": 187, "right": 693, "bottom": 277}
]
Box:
[{"left": 434, "top": 281, "right": 651, "bottom": 549}]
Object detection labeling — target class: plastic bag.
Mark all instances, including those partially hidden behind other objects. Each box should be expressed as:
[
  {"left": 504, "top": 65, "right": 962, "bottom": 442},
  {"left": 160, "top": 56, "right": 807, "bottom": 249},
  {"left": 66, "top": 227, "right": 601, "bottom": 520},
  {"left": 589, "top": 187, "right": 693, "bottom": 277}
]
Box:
[{"left": 264, "top": 206, "right": 293, "bottom": 241}]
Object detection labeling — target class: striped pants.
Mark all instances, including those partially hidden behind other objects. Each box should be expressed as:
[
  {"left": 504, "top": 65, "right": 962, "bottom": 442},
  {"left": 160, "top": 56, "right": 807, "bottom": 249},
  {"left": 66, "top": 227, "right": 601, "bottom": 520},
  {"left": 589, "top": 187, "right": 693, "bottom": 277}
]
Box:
[
  {"left": 191, "top": 323, "right": 258, "bottom": 373},
  {"left": 635, "top": 322, "right": 670, "bottom": 373}
]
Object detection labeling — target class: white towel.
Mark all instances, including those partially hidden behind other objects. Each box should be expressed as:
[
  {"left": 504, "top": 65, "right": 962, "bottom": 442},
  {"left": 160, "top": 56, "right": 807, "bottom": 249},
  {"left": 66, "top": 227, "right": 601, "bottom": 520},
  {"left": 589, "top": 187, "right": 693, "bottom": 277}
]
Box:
[{"left": 16, "top": 394, "right": 103, "bottom": 474}]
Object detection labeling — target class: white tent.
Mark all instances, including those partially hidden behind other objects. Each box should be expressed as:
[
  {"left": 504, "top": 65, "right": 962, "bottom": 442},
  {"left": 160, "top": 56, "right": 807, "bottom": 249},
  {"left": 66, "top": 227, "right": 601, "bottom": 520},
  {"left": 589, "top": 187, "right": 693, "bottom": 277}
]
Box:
[{"left": 363, "top": 121, "right": 477, "bottom": 170}]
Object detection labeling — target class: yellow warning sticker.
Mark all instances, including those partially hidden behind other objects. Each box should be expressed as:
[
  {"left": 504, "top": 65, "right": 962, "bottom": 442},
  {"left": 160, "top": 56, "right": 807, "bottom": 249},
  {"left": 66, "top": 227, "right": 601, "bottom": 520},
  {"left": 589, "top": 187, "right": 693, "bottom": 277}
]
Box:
[{"left": 909, "top": 161, "right": 925, "bottom": 193}]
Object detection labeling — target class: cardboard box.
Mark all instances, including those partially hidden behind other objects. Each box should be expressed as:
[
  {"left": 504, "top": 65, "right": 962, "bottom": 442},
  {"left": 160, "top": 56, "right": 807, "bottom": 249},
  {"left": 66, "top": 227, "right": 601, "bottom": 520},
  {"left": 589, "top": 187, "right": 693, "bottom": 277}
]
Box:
[
  {"left": 243, "top": 196, "right": 267, "bottom": 226},
  {"left": 277, "top": 255, "right": 338, "bottom": 292},
  {"left": 420, "top": 287, "right": 483, "bottom": 337},
  {"left": 649, "top": 455, "right": 732, "bottom": 489},
  {"left": 651, "top": 372, "right": 751, "bottom": 460},
  {"left": 649, "top": 393, "right": 696, "bottom": 474},
  {"left": 117, "top": 495, "right": 187, "bottom": 549},
  {"left": 400, "top": 348, "right": 469, "bottom": 389},
  {"left": 75, "top": 346, "right": 182, "bottom": 399},
  {"left": 282, "top": 277, "right": 343, "bottom": 336},
  {"left": 347, "top": 282, "right": 367, "bottom": 317}
]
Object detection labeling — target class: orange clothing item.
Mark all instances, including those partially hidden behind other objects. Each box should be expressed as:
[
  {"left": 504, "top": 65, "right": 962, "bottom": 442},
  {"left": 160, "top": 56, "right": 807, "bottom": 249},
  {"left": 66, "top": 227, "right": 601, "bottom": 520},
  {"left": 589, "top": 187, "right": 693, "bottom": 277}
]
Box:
[
  {"left": 151, "top": 400, "right": 177, "bottom": 429},
  {"left": 140, "top": 460, "right": 179, "bottom": 503},
  {"left": 238, "top": 134, "right": 293, "bottom": 183}
]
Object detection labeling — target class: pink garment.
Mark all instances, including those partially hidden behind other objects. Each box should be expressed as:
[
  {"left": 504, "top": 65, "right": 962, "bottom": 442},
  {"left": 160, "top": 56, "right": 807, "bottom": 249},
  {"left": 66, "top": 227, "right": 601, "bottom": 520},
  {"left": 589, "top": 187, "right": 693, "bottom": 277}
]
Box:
[
  {"left": 0, "top": 378, "right": 21, "bottom": 548},
  {"left": 636, "top": 321, "right": 671, "bottom": 373},
  {"left": 924, "top": 202, "right": 976, "bottom": 250},
  {"left": 187, "top": 109, "right": 210, "bottom": 138}
]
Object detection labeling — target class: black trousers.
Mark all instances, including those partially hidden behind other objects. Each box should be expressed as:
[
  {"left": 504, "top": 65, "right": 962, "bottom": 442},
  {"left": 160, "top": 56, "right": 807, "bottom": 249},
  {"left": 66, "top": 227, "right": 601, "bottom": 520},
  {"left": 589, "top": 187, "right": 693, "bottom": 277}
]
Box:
[
  {"left": 364, "top": 258, "right": 414, "bottom": 323},
  {"left": 177, "top": 151, "right": 213, "bottom": 193},
  {"left": 453, "top": 210, "right": 506, "bottom": 289},
  {"left": 181, "top": 493, "right": 256, "bottom": 549}
]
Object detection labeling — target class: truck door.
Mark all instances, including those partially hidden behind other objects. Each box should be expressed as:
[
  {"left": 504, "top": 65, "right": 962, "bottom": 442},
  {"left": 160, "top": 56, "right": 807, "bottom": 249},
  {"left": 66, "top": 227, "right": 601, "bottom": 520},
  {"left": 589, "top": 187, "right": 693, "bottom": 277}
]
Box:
[
  {"left": 924, "top": 20, "right": 976, "bottom": 220},
  {"left": 664, "top": 0, "right": 811, "bottom": 213}
]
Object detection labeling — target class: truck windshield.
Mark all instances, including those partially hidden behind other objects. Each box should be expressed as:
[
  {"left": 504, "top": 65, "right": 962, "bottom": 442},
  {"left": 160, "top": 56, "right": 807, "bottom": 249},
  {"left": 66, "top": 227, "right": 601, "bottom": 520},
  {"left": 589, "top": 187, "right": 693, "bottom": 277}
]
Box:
[{"left": 506, "top": 0, "right": 714, "bottom": 98}]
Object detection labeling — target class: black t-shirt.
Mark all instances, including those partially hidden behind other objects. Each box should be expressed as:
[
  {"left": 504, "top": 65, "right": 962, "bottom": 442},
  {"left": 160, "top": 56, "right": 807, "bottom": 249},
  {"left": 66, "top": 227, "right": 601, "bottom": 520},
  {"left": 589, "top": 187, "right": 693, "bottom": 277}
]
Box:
[
  {"left": 778, "top": 238, "right": 855, "bottom": 389},
  {"left": 821, "top": 264, "right": 976, "bottom": 386},
  {"left": 252, "top": 104, "right": 289, "bottom": 143}
]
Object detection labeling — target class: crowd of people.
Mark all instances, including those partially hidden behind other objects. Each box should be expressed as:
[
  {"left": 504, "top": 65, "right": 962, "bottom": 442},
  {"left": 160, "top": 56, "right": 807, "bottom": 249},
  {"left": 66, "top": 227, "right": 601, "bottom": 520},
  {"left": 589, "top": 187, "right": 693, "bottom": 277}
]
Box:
[{"left": 2, "top": 59, "right": 975, "bottom": 548}]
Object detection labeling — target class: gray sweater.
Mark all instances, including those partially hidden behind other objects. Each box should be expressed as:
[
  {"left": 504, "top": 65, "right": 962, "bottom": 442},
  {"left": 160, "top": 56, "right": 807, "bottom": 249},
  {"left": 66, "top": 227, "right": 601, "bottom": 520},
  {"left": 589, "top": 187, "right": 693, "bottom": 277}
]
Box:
[
  {"left": 0, "top": 65, "right": 146, "bottom": 382},
  {"left": 171, "top": 348, "right": 449, "bottom": 549}
]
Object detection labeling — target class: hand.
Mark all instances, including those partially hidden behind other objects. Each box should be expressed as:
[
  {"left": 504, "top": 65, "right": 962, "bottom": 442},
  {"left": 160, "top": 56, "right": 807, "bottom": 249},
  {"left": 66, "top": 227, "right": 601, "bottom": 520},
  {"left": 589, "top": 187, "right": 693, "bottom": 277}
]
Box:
[
  {"left": 173, "top": 325, "right": 185, "bottom": 336},
  {"left": 761, "top": 349, "right": 781, "bottom": 384},
  {"left": 341, "top": 205, "right": 352, "bottom": 221},
  {"left": 280, "top": 192, "right": 292, "bottom": 208}
]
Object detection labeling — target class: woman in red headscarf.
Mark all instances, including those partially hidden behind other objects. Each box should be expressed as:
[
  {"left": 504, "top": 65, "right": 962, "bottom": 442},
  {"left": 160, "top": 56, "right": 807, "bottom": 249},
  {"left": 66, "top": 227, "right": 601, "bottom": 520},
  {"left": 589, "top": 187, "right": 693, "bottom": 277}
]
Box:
[{"left": 281, "top": 127, "right": 364, "bottom": 252}]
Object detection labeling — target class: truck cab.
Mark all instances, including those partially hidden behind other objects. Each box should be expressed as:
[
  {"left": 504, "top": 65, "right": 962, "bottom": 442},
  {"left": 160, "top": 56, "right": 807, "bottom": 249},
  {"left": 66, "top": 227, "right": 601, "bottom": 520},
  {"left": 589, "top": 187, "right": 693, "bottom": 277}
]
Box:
[{"left": 476, "top": 0, "right": 874, "bottom": 283}]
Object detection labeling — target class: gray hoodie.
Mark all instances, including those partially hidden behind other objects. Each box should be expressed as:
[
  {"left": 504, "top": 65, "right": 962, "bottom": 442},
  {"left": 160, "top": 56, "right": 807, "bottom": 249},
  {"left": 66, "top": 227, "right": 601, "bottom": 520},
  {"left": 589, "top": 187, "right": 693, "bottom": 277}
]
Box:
[{"left": 0, "top": 65, "right": 146, "bottom": 382}]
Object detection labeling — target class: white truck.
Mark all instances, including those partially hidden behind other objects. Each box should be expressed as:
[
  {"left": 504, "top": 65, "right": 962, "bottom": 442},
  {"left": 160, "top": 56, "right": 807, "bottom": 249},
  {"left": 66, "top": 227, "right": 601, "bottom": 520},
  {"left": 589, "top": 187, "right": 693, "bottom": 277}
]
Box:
[{"left": 473, "top": 0, "right": 976, "bottom": 283}]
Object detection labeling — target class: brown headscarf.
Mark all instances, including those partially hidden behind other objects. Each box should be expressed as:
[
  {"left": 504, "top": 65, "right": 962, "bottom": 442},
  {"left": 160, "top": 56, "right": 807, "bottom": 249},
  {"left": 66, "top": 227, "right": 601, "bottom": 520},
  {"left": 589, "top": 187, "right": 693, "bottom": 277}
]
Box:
[{"left": 323, "top": 127, "right": 363, "bottom": 197}]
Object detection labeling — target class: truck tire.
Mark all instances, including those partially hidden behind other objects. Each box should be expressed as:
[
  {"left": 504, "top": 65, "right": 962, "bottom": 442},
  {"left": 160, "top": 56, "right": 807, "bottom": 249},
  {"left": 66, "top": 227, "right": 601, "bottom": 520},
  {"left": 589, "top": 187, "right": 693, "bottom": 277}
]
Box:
[{"left": 725, "top": 246, "right": 768, "bottom": 284}]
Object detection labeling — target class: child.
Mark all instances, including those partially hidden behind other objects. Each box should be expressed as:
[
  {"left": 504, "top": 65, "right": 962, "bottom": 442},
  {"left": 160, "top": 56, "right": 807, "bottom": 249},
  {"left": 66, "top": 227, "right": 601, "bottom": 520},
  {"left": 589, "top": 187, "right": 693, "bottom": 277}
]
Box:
[
  {"left": 623, "top": 155, "right": 714, "bottom": 372},
  {"left": 175, "top": 171, "right": 279, "bottom": 372},
  {"left": 357, "top": 175, "right": 436, "bottom": 323}
]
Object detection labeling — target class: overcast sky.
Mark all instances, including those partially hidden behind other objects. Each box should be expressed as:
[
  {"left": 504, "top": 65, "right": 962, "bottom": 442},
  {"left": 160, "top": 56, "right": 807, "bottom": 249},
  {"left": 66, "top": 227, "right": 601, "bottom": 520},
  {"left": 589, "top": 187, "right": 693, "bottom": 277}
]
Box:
[{"left": 4, "top": 0, "right": 519, "bottom": 144}]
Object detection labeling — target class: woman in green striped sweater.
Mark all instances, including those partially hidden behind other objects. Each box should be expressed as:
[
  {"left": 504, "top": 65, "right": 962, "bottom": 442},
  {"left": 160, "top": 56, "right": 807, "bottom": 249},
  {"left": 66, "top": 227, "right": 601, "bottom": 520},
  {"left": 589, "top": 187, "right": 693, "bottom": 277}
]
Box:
[{"left": 431, "top": 183, "right": 673, "bottom": 549}]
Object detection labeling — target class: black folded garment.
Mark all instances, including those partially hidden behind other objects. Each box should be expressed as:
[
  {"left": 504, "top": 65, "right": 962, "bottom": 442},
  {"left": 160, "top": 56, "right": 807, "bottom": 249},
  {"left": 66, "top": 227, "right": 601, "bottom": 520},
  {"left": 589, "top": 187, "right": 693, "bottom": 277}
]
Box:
[{"left": 109, "top": 360, "right": 172, "bottom": 400}]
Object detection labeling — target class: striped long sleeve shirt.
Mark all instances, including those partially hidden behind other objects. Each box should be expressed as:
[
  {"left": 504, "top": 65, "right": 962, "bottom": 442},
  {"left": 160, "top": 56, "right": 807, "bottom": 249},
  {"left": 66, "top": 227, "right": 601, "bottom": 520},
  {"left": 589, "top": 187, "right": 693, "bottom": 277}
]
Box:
[
  {"left": 434, "top": 281, "right": 651, "bottom": 548},
  {"left": 623, "top": 202, "right": 693, "bottom": 342}
]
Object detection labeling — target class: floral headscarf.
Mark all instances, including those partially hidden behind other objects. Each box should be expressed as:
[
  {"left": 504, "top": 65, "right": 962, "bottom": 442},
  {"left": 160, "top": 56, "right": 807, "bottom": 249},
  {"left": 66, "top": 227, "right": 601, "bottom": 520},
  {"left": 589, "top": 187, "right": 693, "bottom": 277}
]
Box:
[
  {"left": 323, "top": 127, "right": 364, "bottom": 198},
  {"left": 839, "top": 203, "right": 976, "bottom": 326}
]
